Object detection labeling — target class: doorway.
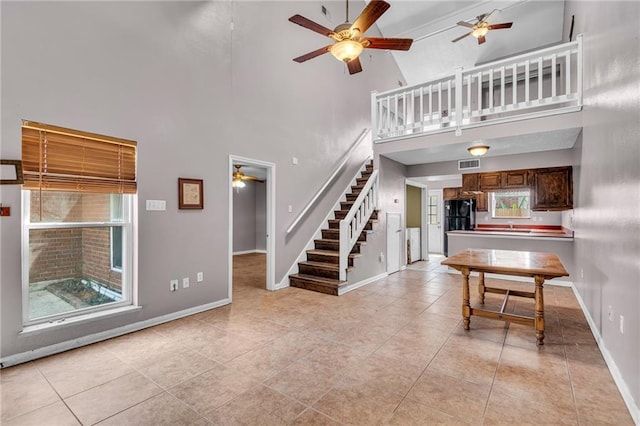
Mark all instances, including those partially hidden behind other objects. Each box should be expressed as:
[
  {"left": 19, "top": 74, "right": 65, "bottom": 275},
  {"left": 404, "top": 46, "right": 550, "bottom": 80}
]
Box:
[
  {"left": 427, "top": 189, "right": 443, "bottom": 254},
  {"left": 386, "top": 212, "right": 402, "bottom": 274},
  {"left": 228, "top": 155, "right": 276, "bottom": 298}
]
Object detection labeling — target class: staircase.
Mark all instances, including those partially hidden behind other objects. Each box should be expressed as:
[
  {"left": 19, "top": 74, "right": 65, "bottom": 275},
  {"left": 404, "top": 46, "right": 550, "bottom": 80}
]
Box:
[{"left": 289, "top": 161, "right": 378, "bottom": 296}]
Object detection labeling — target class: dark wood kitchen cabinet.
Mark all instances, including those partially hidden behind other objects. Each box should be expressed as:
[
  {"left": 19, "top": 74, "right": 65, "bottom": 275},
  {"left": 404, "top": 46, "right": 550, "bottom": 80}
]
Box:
[
  {"left": 443, "top": 187, "right": 459, "bottom": 200},
  {"left": 476, "top": 191, "right": 488, "bottom": 212},
  {"left": 479, "top": 172, "right": 501, "bottom": 190},
  {"left": 461, "top": 173, "right": 479, "bottom": 193},
  {"left": 531, "top": 166, "right": 573, "bottom": 210},
  {"left": 501, "top": 169, "right": 529, "bottom": 189}
]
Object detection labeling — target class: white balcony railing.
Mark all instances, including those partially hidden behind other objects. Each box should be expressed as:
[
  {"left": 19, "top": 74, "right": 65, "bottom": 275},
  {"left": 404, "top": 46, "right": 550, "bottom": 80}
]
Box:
[{"left": 372, "top": 36, "right": 583, "bottom": 142}]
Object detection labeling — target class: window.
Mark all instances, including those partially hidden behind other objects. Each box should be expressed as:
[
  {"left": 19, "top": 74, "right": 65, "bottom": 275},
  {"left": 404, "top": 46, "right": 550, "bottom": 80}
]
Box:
[
  {"left": 428, "top": 195, "right": 439, "bottom": 225},
  {"left": 491, "top": 190, "right": 531, "bottom": 219},
  {"left": 21, "top": 121, "right": 136, "bottom": 325}
]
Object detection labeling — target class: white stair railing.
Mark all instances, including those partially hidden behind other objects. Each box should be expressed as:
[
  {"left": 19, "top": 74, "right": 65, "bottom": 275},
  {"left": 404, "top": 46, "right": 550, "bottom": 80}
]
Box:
[
  {"left": 372, "top": 36, "right": 583, "bottom": 142},
  {"left": 338, "top": 168, "right": 378, "bottom": 281}
]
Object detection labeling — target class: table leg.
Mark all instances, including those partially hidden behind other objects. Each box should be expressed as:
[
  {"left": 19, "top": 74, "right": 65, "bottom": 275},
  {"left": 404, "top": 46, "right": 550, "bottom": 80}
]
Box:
[
  {"left": 534, "top": 275, "right": 545, "bottom": 345},
  {"left": 462, "top": 268, "right": 471, "bottom": 330},
  {"left": 478, "top": 272, "right": 485, "bottom": 304}
]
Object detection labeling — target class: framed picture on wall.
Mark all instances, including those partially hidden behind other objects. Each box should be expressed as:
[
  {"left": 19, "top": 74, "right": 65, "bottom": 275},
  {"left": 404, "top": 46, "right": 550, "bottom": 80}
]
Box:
[{"left": 178, "top": 178, "right": 203, "bottom": 209}]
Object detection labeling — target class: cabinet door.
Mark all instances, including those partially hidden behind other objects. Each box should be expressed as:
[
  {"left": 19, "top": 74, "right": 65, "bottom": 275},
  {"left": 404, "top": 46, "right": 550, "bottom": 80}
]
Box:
[
  {"left": 443, "top": 187, "right": 459, "bottom": 200},
  {"left": 501, "top": 169, "right": 529, "bottom": 189},
  {"left": 479, "top": 172, "right": 501, "bottom": 190},
  {"left": 462, "top": 173, "right": 479, "bottom": 192},
  {"left": 531, "top": 166, "right": 573, "bottom": 210},
  {"left": 476, "top": 192, "right": 489, "bottom": 212}
]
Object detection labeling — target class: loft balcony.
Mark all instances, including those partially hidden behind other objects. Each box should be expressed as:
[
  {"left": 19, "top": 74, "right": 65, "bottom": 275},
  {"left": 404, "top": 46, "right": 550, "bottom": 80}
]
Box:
[{"left": 371, "top": 36, "right": 582, "bottom": 144}]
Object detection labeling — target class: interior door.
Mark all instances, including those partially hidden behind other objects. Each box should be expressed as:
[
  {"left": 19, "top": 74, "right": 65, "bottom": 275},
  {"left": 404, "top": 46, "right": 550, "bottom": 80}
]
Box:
[
  {"left": 428, "top": 190, "right": 443, "bottom": 254},
  {"left": 386, "top": 213, "right": 402, "bottom": 274}
]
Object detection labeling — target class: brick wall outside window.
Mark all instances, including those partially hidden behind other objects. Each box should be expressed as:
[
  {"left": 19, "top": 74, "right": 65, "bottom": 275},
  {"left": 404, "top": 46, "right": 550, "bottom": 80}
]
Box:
[{"left": 29, "top": 192, "right": 122, "bottom": 290}]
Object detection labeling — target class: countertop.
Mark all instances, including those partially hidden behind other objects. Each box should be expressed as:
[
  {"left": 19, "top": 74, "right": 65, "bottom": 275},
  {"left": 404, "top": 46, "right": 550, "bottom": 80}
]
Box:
[{"left": 447, "top": 224, "right": 574, "bottom": 239}]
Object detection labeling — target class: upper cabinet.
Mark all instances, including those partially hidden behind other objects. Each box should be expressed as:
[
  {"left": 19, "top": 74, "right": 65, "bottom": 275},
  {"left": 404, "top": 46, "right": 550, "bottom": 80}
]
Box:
[
  {"left": 531, "top": 166, "right": 573, "bottom": 211},
  {"left": 479, "top": 172, "right": 501, "bottom": 190},
  {"left": 501, "top": 169, "right": 529, "bottom": 189},
  {"left": 461, "top": 173, "right": 479, "bottom": 193}
]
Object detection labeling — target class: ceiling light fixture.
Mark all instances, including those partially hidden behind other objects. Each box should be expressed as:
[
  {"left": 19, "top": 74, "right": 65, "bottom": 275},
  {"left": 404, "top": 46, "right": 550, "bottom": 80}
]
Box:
[
  {"left": 329, "top": 39, "right": 364, "bottom": 63},
  {"left": 471, "top": 22, "right": 490, "bottom": 39},
  {"left": 232, "top": 179, "right": 246, "bottom": 188},
  {"left": 468, "top": 144, "right": 490, "bottom": 156}
]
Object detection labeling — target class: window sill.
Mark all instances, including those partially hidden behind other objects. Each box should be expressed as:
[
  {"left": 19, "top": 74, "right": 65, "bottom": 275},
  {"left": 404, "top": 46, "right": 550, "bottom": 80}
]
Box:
[{"left": 20, "top": 305, "right": 142, "bottom": 336}]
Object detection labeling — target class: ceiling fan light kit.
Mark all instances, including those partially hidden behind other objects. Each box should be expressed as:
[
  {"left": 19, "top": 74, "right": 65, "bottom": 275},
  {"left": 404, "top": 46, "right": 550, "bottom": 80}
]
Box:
[
  {"left": 452, "top": 10, "right": 513, "bottom": 45},
  {"left": 288, "top": 0, "right": 413, "bottom": 75},
  {"left": 468, "top": 144, "right": 490, "bottom": 156}
]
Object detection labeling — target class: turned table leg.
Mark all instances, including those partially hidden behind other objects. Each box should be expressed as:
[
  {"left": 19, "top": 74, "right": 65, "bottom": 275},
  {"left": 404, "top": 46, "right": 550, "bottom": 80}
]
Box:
[
  {"left": 534, "top": 275, "right": 545, "bottom": 345},
  {"left": 478, "top": 272, "right": 485, "bottom": 304},
  {"left": 462, "top": 268, "right": 471, "bottom": 330}
]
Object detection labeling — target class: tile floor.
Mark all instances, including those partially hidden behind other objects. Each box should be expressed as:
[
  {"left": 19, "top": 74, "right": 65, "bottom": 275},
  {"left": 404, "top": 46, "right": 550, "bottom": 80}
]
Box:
[{"left": 1, "top": 256, "right": 634, "bottom": 425}]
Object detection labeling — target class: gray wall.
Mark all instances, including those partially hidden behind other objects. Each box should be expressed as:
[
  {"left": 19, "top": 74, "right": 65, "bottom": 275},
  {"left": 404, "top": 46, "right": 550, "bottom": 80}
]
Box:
[
  {"left": 565, "top": 0, "right": 640, "bottom": 410},
  {"left": 233, "top": 182, "right": 256, "bottom": 253},
  {"left": 255, "top": 182, "right": 267, "bottom": 252},
  {"left": 0, "top": 1, "right": 405, "bottom": 359}
]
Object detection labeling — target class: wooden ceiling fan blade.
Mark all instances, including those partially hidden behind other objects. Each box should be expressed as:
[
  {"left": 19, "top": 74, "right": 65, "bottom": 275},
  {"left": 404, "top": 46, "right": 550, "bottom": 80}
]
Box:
[
  {"left": 293, "top": 45, "right": 332, "bottom": 63},
  {"left": 347, "top": 57, "right": 363, "bottom": 75},
  {"left": 451, "top": 32, "right": 472, "bottom": 43},
  {"left": 478, "top": 35, "right": 486, "bottom": 45},
  {"left": 288, "top": 15, "right": 335, "bottom": 38},
  {"left": 351, "top": 0, "right": 390, "bottom": 36},
  {"left": 362, "top": 37, "right": 413, "bottom": 51},
  {"left": 242, "top": 176, "right": 265, "bottom": 183},
  {"left": 488, "top": 22, "right": 513, "bottom": 30},
  {"left": 456, "top": 21, "right": 474, "bottom": 28}
]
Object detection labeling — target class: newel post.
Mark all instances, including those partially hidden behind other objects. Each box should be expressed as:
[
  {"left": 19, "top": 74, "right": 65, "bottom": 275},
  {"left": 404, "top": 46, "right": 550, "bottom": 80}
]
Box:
[{"left": 338, "top": 219, "right": 348, "bottom": 281}]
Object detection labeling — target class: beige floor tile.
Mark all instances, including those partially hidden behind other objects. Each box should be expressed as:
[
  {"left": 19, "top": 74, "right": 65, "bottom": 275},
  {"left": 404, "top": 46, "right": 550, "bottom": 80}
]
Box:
[
  {"left": 64, "top": 371, "right": 163, "bottom": 425},
  {"left": 97, "top": 392, "right": 205, "bottom": 425},
  {"left": 484, "top": 386, "right": 578, "bottom": 424},
  {"left": 312, "top": 385, "right": 402, "bottom": 425},
  {"left": 387, "top": 398, "right": 470, "bottom": 425},
  {"left": 131, "top": 346, "right": 219, "bottom": 388},
  {"left": 289, "top": 408, "right": 341, "bottom": 425},
  {"left": 0, "top": 363, "right": 60, "bottom": 422},
  {"left": 406, "top": 370, "right": 491, "bottom": 424},
  {"left": 2, "top": 401, "right": 79, "bottom": 426},
  {"left": 36, "top": 344, "right": 135, "bottom": 398},
  {"left": 264, "top": 358, "right": 338, "bottom": 405},
  {"left": 168, "top": 365, "right": 258, "bottom": 416}
]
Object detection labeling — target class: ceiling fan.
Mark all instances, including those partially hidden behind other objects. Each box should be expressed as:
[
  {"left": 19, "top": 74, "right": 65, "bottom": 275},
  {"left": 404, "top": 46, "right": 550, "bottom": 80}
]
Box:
[
  {"left": 232, "top": 165, "right": 264, "bottom": 188},
  {"left": 452, "top": 10, "right": 513, "bottom": 45},
  {"left": 288, "top": 0, "right": 413, "bottom": 75}
]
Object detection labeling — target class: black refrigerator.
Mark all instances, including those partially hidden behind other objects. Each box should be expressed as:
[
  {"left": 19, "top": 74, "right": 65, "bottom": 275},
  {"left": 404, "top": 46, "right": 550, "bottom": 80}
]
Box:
[{"left": 444, "top": 199, "right": 476, "bottom": 257}]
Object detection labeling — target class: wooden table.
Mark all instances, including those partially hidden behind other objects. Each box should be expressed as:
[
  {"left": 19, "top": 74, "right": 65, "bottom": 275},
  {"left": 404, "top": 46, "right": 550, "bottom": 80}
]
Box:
[{"left": 442, "top": 248, "right": 569, "bottom": 345}]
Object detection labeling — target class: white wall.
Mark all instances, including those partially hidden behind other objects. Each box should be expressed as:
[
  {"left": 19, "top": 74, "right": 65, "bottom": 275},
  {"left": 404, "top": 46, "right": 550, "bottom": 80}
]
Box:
[
  {"left": 564, "top": 0, "right": 640, "bottom": 415},
  {"left": 0, "top": 1, "right": 405, "bottom": 360}
]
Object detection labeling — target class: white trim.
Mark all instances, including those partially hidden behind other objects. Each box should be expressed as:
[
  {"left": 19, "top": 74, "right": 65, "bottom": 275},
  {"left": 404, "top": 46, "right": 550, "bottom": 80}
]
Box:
[
  {"left": 229, "top": 156, "right": 276, "bottom": 293},
  {"left": 570, "top": 285, "right": 640, "bottom": 424},
  {"left": 2, "top": 298, "right": 231, "bottom": 368},
  {"left": 232, "top": 249, "right": 266, "bottom": 255},
  {"left": 337, "top": 272, "right": 388, "bottom": 295}
]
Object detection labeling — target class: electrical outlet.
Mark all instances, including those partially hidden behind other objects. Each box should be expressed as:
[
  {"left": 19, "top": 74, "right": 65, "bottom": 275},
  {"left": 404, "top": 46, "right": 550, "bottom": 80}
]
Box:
[
  {"left": 197, "top": 272, "right": 203, "bottom": 282},
  {"left": 183, "top": 277, "right": 190, "bottom": 288},
  {"left": 379, "top": 252, "right": 385, "bottom": 263},
  {"left": 608, "top": 305, "right": 613, "bottom": 321},
  {"left": 619, "top": 315, "right": 624, "bottom": 334},
  {"left": 170, "top": 280, "right": 178, "bottom": 292},
  {"left": 288, "top": 205, "right": 293, "bottom": 213},
  {"left": 580, "top": 268, "right": 584, "bottom": 279}
]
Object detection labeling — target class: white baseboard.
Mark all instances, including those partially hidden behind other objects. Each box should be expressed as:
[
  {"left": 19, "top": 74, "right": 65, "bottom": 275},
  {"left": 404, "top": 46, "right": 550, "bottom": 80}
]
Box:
[
  {"left": 338, "top": 272, "right": 388, "bottom": 295},
  {"left": 233, "top": 250, "right": 265, "bottom": 255},
  {"left": 0, "top": 298, "right": 231, "bottom": 368},
  {"left": 570, "top": 285, "right": 640, "bottom": 424}
]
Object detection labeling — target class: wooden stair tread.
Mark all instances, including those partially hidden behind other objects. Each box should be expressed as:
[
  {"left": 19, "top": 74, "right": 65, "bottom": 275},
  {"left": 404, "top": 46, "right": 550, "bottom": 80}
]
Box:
[
  {"left": 289, "top": 274, "right": 345, "bottom": 286},
  {"left": 306, "top": 249, "right": 361, "bottom": 258},
  {"left": 298, "top": 261, "right": 354, "bottom": 271}
]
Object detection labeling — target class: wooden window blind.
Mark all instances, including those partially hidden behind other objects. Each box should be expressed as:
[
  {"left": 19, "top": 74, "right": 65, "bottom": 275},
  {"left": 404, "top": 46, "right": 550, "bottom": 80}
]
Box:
[{"left": 21, "top": 121, "right": 137, "bottom": 193}]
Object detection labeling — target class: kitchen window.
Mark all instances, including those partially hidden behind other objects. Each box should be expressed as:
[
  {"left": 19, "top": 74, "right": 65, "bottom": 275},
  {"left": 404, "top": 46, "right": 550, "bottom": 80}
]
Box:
[
  {"left": 21, "top": 121, "right": 137, "bottom": 326},
  {"left": 491, "top": 190, "right": 531, "bottom": 219}
]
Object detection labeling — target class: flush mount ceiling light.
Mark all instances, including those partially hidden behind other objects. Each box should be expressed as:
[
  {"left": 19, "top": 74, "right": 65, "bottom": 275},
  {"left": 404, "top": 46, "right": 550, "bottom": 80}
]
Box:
[
  {"left": 329, "top": 39, "right": 364, "bottom": 63},
  {"left": 468, "top": 144, "right": 490, "bottom": 156}
]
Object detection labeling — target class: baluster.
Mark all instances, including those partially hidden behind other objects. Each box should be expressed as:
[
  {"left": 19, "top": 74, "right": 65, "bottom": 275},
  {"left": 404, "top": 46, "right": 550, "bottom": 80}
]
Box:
[
  {"left": 428, "top": 85, "right": 433, "bottom": 123},
  {"left": 466, "top": 75, "right": 471, "bottom": 118},
  {"left": 500, "top": 67, "right": 505, "bottom": 110},
  {"left": 477, "top": 72, "right": 482, "bottom": 112},
  {"left": 437, "top": 82, "right": 442, "bottom": 123},
  {"left": 551, "top": 54, "right": 557, "bottom": 98},
  {"left": 566, "top": 50, "right": 571, "bottom": 98},
  {"left": 525, "top": 61, "right": 530, "bottom": 104},
  {"left": 488, "top": 69, "right": 494, "bottom": 111},
  {"left": 419, "top": 87, "right": 424, "bottom": 128},
  {"left": 394, "top": 94, "right": 399, "bottom": 131},
  {"left": 512, "top": 64, "right": 517, "bottom": 106},
  {"left": 538, "top": 57, "right": 543, "bottom": 101},
  {"left": 447, "top": 79, "right": 452, "bottom": 122}
]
